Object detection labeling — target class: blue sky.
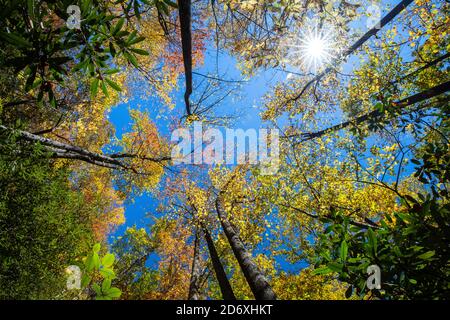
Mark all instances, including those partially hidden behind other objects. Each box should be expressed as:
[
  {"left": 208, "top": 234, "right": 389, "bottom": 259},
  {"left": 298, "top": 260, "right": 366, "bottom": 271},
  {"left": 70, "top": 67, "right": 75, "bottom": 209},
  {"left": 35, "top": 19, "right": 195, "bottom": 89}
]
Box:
[
  {"left": 106, "top": 48, "right": 296, "bottom": 273},
  {"left": 106, "top": 0, "right": 415, "bottom": 274},
  {"left": 108, "top": 50, "right": 282, "bottom": 236}
]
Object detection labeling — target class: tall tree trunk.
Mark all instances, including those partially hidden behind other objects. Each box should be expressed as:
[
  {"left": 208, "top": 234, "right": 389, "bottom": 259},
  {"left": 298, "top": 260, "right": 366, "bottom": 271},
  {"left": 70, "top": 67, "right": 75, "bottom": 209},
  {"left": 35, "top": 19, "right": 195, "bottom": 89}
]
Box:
[
  {"left": 177, "top": 0, "right": 193, "bottom": 115},
  {"left": 215, "top": 197, "right": 276, "bottom": 300},
  {"left": 188, "top": 225, "right": 201, "bottom": 300},
  {"left": 200, "top": 222, "right": 236, "bottom": 300}
]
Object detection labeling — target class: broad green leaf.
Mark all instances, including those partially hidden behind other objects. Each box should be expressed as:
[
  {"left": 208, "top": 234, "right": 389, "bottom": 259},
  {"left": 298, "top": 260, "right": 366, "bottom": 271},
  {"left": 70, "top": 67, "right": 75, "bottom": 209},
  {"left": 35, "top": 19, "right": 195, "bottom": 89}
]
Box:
[
  {"left": 105, "top": 287, "right": 121, "bottom": 298},
  {"left": 101, "top": 253, "right": 115, "bottom": 268},
  {"left": 85, "top": 255, "right": 95, "bottom": 272},
  {"left": 100, "top": 267, "right": 115, "bottom": 279},
  {"left": 93, "top": 253, "right": 100, "bottom": 270},
  {"left": 102, "top": 278, "right": 111, "bottom": 292},
  {"left": 93, "top": 283, "right": 101, "bottom": 295},
  {"left": 417, "top": 250, "right": 435, "bottom": 260},
  {"left": 81, "top": 274, "right": 91, "bottom": 288}
]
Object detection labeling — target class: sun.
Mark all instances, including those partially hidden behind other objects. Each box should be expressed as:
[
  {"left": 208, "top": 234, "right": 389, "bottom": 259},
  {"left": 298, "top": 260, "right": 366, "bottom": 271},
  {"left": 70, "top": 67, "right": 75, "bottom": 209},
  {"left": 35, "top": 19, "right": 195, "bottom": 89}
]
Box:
[
  {"left": 296, "top": 25, "right": 335, "bottom": 72},
  {"left": 306, "top": 38, "right": 326, "bottom": 57}
]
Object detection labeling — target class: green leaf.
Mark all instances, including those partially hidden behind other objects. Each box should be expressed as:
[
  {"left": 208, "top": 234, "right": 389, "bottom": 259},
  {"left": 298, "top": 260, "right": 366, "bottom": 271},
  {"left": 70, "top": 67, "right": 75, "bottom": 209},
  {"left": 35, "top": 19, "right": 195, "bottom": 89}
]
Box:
[
  {"left": 73, "top": 59, "right": 89, "bottom": 73},
  {"left": 81, "top": 274, "right": 91, "bottom": 288},
  {"left": 101, "top": 253, "right": 115, "bottom": 268},
  {"left": 101, "top": 81, "right": 109, "bottom": 97},
  {"left": 129, "top": 48, "right": 149, "bottom": 56},
  {"left": 49, "top": 89, "right": 57, "bottom": 108},
  {"left": 93, "top": 283, "right": 101, "bottom": 295},
  {"left": 93, "top": 253, "right": 100, "bottom": 270},
  {"left": 100, "top": 267, "right": 116, "bottom": 279},
  {"left": 85, "top": 254, "right": 95, "bottom": 272},
  {"left": 128, "top": 36, "right": 146, "bottom": 45},
  {"left": 124, "top": 52, "right": 139, "bottom": 68},
  {"left": 127, "top": 30, "right": 138, "bottom": 44},
  {"left": 102, "top": 278, "right": 111, "bottom": 292},
  {"left": 116, "top": 30, "right": 130, "bottom": 38},
  {"left": 29, "top": 79, "right": 42, "bottom": 91},
  {"left": 27, "top": 0, "right": 35, "bottom": 18},
  {"left": 312, "top": 266, "right": 332, "bottom": 275},
  {"left": 367, "top": 228, "right": 377, "bottom": 255},
  {"left": 328, "top": 262, "right": 343, "bottom": 272},
  {"left": 340, "top": 240, "right": 348, "bottom": 263},
  {"left": 93, "top": 243, "right": 101, "bottom": 253},
  {"left": 0, "top": 32, "right": 32, "bottom": 48},
  {"left": 105, "top": 78, "right": 122, "bottom": 92},
  {"left": 105, "top": 287, "right": 121, "bottom": 298},
  {"left": 417, "top": 250, "right": 435, "bottom": 260},
  {"left": 90, "top": 78, "right": 99, "bottom": 98},
  {"left": 112, "top": 18, "right": 125, "bottom": 35},
  {"left": 374, "top": 102, "right": 384, "bottom": 112},
  {"left": 104, "top": 68, "right": 120, "bottom": 75},
  {"left": 109, "top": 42, "right": 116, "bottom": 57}
]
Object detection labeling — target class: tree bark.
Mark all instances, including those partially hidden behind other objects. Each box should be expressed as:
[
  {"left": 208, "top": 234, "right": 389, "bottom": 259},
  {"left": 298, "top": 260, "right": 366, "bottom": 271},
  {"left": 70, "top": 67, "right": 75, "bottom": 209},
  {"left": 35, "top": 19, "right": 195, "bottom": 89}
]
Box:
[
  {"left": 178, "top": 0, "right": 193, "bottom": 115},
  {"left": 215, "top": 196, "right": 276, "bottom": 300},
  {"left": 297, "top": 81, "right": 450, "bottom": 143},
  {"left": 0, "top": 125, "right": 169, "bottom": 171},
  {"left": 200, "top": 222, "right": 236, "bottom": 300},
  {"left": 188, "top": 225, "right": 201, "bottom": 300}
]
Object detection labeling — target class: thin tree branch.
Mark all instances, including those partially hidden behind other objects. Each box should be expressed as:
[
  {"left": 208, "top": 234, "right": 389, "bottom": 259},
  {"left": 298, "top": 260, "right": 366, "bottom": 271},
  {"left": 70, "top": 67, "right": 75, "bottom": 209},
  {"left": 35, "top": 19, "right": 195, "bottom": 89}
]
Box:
[{"left": 297, "top": 81, "right": 450, "bottom": 142}]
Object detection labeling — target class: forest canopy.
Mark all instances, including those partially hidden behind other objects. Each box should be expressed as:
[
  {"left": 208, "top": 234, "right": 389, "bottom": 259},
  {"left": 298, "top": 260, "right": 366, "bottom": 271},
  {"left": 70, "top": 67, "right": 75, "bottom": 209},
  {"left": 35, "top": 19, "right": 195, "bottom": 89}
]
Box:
[{"left": 0, "top": 0, "right": 448, "bottom": 301}]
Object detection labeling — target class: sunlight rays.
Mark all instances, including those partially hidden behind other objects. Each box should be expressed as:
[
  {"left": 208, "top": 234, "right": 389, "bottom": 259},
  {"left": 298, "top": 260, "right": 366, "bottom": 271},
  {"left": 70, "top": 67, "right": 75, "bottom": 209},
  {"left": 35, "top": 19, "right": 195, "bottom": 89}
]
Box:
[
  {"left": 282, "top": 22, "right": 337, "bottom": 74},
  {"left": 296, "top": 25, "right": 336, "bottom": 72}
]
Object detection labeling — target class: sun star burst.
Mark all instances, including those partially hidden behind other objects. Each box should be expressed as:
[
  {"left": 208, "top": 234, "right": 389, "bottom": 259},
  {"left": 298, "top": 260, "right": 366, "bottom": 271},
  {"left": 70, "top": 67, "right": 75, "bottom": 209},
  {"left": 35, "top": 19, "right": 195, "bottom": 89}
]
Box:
[{"left": 296, "top": 26, "right": 336, "bottom": 72}]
